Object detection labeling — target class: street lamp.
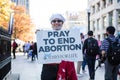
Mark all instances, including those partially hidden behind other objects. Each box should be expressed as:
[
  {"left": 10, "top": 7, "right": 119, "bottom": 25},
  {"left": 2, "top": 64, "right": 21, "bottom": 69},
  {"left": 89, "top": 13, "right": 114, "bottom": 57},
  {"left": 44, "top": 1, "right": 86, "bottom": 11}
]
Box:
[
  {"left": 87, "top": 9, "right": 90, "bottom": 31},
  {"left": 8, "top": 13, "right": 14, "bottom": 35}
]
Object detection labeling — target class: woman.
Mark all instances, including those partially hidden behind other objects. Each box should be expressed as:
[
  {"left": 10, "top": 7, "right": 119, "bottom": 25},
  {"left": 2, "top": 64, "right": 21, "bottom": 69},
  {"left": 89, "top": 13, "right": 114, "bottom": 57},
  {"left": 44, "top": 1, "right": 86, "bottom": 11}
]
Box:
[
  {"left": 41, "top": 14, "right": 77, "bottom": 80},
  {"left": 41, "top": 13, "right": 65, "bottom": 80}
]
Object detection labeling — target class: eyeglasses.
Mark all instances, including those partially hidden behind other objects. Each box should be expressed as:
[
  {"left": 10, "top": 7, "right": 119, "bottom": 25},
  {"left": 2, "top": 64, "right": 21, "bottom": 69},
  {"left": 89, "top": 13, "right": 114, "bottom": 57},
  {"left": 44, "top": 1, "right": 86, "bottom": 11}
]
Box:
[{"left": 52, "top": 20, "right": 63, "bottom": 23}]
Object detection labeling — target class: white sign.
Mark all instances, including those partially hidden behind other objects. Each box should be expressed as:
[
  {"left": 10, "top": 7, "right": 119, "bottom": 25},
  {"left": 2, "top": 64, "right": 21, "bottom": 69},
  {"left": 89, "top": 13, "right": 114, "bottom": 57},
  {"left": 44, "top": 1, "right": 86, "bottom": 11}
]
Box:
[{"left": 36, "top": 29, "right": 83, "bottom": 64}]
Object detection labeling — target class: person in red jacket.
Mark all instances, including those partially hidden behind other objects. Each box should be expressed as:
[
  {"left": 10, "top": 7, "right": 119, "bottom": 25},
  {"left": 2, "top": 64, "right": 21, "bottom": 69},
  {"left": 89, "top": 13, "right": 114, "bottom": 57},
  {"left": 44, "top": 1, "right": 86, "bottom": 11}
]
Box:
[
  {"left": 12, "top": 39, "right": 18, "bottom": 59},
  {"left": 56, "top": 60, "right": 77, "bottom": 80},
  {"left": 41, "top": 13, "right": 77, "bottom": 80}
]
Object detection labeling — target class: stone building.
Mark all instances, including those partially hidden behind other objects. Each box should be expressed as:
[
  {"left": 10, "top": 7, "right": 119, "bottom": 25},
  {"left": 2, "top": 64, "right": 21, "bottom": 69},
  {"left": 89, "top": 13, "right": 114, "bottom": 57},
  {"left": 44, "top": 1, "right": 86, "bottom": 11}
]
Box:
[{"left": 88, "top": 0, "right": 120, "bottom": 40}]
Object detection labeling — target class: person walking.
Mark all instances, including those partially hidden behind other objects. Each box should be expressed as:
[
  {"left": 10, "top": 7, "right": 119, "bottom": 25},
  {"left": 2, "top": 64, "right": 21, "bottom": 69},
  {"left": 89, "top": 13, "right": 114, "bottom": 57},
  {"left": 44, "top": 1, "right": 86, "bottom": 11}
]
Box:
[
  {"left": 12, "top": 39, "right": 18, "bottom": 59},
  {"left": 100, "top": 26, "right": 119, "bottom": 80},
  {"left": 80, "top": 33, "right": 87, "bottom": 73},
  {"left": 77, "top": 33, "right": 86, "bottom": 74},
  {"left": 41, "top": 13, "right": 77, "bottom": 80},
  {"left": 83, "top": 31, "right": 99, "bottom": 80},
  {"left": 32, "top": 42, "right": 38, "bottom": 61},
  {"left": 24, "top": 41, "right": 31, "bottom": 58}
]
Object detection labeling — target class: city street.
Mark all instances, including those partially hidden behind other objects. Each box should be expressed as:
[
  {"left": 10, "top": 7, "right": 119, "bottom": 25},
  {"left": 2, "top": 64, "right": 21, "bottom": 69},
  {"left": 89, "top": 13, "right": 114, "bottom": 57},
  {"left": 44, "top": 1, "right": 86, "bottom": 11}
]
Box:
[
  {"left": 10, "top": 52, "right": 106, "bottom": 80},
  {"left": 1, "top": 0, "right": 120, "bottom": 80}
]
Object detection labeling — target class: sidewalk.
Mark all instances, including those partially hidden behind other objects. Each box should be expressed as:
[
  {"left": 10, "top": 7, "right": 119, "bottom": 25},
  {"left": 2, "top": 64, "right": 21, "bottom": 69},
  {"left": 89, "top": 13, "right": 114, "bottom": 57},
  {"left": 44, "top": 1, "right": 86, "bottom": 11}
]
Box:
[
  {"left": 6, "top": 73, "right": 20, "bottom": 80},
  {"left": 11, "top": 52, "right": 105, "bottom": 80},
  {"left": 11, "top": 52, "right": 41, "bottom": 80}
]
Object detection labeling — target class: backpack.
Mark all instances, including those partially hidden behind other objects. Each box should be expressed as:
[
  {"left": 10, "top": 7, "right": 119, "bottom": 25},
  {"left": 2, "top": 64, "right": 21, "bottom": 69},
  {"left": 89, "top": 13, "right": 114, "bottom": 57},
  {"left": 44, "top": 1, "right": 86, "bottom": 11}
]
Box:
[
  {"left": 106, "top": 38, "right": 120, "bottom": 65},
  {"left": 86, "top": 38, "right": 99, "bottom": 56},
  {"left": 15, "top": 42, "right": 18, "bottom": 48}
]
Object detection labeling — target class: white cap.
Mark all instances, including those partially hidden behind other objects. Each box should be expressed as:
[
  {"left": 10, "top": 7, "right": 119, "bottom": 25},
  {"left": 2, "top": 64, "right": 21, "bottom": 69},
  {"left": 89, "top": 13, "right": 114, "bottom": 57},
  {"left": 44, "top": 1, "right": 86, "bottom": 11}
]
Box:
[{"left": 50, "top": 14, "right": 65, "bottom": 22}]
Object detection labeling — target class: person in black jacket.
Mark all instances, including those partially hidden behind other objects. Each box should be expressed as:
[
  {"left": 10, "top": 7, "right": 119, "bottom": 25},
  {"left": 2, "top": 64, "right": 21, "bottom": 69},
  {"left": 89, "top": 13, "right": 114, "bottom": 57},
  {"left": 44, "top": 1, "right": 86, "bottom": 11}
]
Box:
[
  {"left": 83, "top": 31, "right": 99, "bottom": 80},
  {"left": 100, "top": 26, "right": 119, "bottom": 80},
  {"left": 32, "top": 42, "right": 38, "bottom": 61}
]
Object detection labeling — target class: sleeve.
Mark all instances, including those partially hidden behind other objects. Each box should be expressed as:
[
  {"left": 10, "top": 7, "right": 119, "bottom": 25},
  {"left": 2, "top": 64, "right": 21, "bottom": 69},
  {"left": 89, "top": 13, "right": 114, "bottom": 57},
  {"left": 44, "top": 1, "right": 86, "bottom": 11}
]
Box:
[
  {"left": 82, "top": 39, "right": 87, "bottom": 54},
  {"left": 95, "top": 40, "right": 100, "bottom": 54},
  {"left": 100, "top": 39, "right": 107, "bottom": 52}
]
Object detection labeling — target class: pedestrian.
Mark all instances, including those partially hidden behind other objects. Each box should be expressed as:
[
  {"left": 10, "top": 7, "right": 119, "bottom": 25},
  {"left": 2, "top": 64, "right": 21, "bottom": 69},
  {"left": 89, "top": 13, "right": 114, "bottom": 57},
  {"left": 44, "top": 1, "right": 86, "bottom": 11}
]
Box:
[
  {"left": 28, "top": 41, "right": 34, "bottom": 59},
  {"left": 76, "top": 33, "right": 85, "bottom": 75},
  {"left": 80, "top": 33, "right": 87, "bottom": 73},
  {"left": 100, "top": 26, "right": 119, "bottom": 80},
  {"left": 23, "top": 44, "right": 25, "bottom": 55},
  {"left": 83, "top": 31, "right": 99, "bottom": 80},
  {"left": 12, "top": 39, "right": 18, "bottom": 59},
  {"left": 32, "top": 42, "right": 38, "bottom": 61},
  {"left": 41, "top": 13, "right": 77, "bottom": 80},
  {"left": 24, "top": 41, "right": 31, "bottom": 58}
]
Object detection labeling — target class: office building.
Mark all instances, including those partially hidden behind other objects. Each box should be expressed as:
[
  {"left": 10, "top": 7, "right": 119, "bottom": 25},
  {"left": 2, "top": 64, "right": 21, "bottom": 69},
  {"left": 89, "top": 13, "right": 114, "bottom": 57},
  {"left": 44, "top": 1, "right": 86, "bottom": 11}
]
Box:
[
  {"left": 11, "top": 0, "right": 29, "bottom": 14},
  {"left": 64, "top": 11, "right": 88, "bottom": 34},
  {"left": 88, "top": 0, "right": 120, "bottom": 40}
]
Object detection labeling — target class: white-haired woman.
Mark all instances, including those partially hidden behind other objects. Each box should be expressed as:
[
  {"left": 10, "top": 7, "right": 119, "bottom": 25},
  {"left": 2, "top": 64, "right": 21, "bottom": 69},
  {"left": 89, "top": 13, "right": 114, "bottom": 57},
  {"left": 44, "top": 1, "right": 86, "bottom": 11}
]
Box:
[
  {"left": 41, "top": 13, "right": 65, "bottom": 80},
  {"left": 41, "top": 13, "right": 77, "bottom": 80}
]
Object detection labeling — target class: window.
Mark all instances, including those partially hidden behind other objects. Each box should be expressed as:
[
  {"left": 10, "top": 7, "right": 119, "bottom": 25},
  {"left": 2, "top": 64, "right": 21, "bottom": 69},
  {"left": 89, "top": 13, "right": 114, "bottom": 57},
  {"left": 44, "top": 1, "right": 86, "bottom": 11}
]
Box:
[
  {"left": 109, "top": 11, "right": 113, "bottom": 26},
  {"left": 103, "top": 16, "right": 107, "bottom": 29},
  {"left": 118, "top": 16, "right": 120, "bottom": 24},
  {"left": 97, "top": 19, "right": 100, "bottom": 30},
  {"left": 117, "top": 0, "right": 120, "bottom": 2},
  {"left": 103, "top": 0, "right": 106, "bottom": 8},
  {"left": 97, "top": 2, "right": 100, "bottom": 12},
  {"left": 109, "top": 0, "right": 113, "bottom": 4},
  {"left": 118, "top": 10, "right": 120, "bottom": 24},
  {"left": 93, "top": 21, "right": 95, "bottom": 31},
  {"left": 108, "top": 0, "right": 113, "bottom": 6},
  {"left": 0, "top": 38, "right": 11, "bottom": 61},
  {"left": 92, "top": 6, "right": 95, "bottom": 14}
]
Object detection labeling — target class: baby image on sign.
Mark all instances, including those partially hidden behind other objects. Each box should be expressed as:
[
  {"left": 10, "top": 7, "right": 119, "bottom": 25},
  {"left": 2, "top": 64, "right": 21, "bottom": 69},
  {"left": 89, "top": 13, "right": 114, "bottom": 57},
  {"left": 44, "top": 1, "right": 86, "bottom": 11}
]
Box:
[{"left": 36, "top": 29, "right": 83, "bottom": 64}]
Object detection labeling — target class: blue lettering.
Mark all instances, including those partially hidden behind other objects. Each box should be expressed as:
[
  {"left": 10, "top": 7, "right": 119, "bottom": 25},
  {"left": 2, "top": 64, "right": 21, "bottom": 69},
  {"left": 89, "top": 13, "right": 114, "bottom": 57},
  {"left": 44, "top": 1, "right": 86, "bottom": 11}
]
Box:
[
  {"left": 43, "top": 39, "right": 48, "bottom": 45},
  {"left": 39, "top": 46, "right": 44, "bottom": 52},
  {"left": 58, "top": 37, "right": 75, "bottom": 44},
  {"left": 47, "top": 30, "right": 70, "bottom": 38},
  {"left": 49, "top": 38, "right": 55, "bottom": 44},
  {"left": 48, "top": 32, "right": 52, "bottom": 37}
]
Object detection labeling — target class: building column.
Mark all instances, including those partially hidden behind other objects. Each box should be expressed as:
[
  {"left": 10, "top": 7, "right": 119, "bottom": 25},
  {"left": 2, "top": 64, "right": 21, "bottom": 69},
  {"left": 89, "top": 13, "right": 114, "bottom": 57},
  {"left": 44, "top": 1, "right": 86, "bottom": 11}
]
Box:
[
  {"left": 100, "top": 17, "right": 104, "bottom": 40},
  {"left": 113, "top": 0, "right": 117, "bottom": 4},
  {"left": 91, "top": 20, "right": 93, "bottom": 31},
  {"left": 94, "top": 19, "right": 97, "bottom": 38},
  {"left": 106, "top": 0, "right": 109, "bottom": 7},
  {"left": 100, "top": 17, "right": 103, "bottom": 31},
  {"left": 113, "top": 10, "right": 118, "bottom": 32}
]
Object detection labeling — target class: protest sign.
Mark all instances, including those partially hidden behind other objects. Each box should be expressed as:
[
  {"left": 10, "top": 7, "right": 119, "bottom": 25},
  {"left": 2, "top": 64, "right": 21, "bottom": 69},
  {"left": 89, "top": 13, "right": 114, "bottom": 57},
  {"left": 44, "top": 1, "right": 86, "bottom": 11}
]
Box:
[{"left": 36, "top": 29, "right": 83, "bottom": 63}]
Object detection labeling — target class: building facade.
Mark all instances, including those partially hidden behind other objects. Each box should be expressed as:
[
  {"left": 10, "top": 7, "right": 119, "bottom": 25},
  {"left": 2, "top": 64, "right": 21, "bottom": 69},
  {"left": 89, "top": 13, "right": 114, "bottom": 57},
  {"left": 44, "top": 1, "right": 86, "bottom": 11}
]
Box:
[
  {"left": 88, "top": 0, "right": 120, "bottom": 40},
  {"left": 11, "top": 0, "right": 29, "bottom": 14},
  {"left": 64, "top": 11, "right": 88, "bottom": 34}
]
